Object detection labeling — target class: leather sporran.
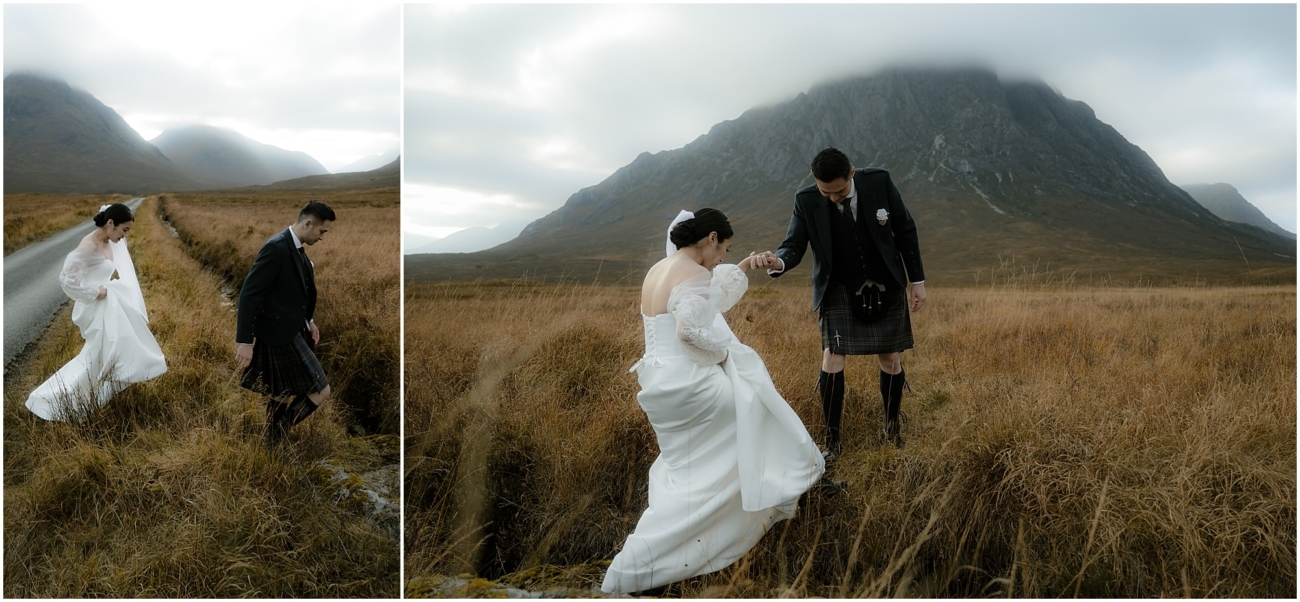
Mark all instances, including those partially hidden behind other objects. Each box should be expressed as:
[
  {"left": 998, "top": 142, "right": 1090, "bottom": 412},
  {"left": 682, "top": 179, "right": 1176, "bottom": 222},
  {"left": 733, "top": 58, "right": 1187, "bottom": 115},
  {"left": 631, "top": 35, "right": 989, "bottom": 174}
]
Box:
[{"left": 852, "top": 280, "right": 887, "bottom": 321}]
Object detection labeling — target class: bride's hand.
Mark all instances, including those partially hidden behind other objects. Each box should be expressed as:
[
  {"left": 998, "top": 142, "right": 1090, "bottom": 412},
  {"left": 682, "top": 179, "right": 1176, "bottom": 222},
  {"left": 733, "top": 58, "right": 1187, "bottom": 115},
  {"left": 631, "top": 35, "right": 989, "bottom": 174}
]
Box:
[
  {"left": 739, "top": 252, "right": 757, "bottom": 272},
  {"left": 96, "top": 285, "right": 107, "bottom": 300}
]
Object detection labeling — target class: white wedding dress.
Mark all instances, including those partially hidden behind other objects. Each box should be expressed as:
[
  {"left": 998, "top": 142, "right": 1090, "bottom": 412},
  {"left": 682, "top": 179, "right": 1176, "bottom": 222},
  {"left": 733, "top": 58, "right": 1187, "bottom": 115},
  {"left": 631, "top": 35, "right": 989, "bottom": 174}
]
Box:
[
  {"left": 25, "top": 239, "right": 167, "bottom": 421},
  {"left": 601, "top": 263, "right": 825, "bottom": 593}
]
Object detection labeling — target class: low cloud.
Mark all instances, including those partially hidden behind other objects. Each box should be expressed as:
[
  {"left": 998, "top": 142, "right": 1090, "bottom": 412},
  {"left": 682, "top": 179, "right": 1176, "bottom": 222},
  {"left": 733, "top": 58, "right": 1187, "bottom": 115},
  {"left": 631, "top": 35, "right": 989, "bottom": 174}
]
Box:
[{"left": 406, "top": 3, "right": 1295, "bottom": 240}]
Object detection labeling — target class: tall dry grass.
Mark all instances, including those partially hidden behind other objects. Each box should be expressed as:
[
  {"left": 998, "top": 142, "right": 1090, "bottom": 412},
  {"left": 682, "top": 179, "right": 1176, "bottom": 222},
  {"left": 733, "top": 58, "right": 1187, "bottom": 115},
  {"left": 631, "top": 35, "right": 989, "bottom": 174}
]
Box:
[
  {"left": 3, "top": 193, "right": 134, "bottom": 255},
  {"left": 404, "top": 275, "right": 1295, "bottom": 597},
  {"left": 4, "top": 197, "right": 399, "bottom": 597},
  {"left": 158, "top": 189, "right": 399, "bottom": 434}
]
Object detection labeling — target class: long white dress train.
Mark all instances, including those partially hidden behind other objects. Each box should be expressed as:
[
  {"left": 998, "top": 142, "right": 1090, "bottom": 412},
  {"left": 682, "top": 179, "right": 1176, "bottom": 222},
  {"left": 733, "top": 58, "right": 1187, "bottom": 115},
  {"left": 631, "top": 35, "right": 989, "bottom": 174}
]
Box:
[
  {"left": 601, "top": 264, "right": 825, "bottom": 593},
  {"left": 25, "top": 239, "right": 167, "bottom": 420}
]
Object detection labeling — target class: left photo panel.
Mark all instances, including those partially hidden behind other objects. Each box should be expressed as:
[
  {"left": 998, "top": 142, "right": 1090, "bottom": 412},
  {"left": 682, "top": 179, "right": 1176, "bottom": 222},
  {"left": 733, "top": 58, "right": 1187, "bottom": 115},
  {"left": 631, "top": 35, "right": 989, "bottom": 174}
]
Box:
[{"left": 3, "top": 4, "right": 400, "bottom": 598}]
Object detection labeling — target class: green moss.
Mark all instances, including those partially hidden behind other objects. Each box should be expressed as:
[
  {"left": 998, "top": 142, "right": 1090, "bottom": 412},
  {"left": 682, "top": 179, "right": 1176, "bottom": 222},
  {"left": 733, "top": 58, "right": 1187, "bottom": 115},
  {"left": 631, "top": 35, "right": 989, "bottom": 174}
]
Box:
[{"left": 404, "top": 575, "right": 446, "bottom": 598}]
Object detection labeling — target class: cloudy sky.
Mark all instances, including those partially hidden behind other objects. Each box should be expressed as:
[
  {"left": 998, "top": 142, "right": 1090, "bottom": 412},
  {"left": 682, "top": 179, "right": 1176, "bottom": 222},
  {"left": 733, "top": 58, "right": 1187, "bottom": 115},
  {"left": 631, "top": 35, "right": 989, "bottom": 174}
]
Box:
[
  {"left": 405, "top": 3, "right": 1296, "bottom": 253},
  {"left": 4, "top": 3, "right": 399, "bottom": 172}
]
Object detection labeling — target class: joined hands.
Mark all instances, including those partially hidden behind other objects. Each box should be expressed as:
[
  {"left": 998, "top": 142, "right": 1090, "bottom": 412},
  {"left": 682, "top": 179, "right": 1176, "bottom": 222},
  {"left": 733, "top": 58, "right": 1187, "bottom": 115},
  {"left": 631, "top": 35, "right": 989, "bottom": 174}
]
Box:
[
  {"left": 737, "top": 251, "right": 781, "bottom": 273},
  {"left": 750, "top": 251, "right": 781, "bottom": 271}
]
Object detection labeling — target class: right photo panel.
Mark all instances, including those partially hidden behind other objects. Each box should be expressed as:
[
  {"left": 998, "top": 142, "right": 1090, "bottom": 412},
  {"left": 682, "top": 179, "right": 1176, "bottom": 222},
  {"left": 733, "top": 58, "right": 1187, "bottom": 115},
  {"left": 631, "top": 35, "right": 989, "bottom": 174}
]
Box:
[{"left": 402, "top": 4, "right": 1296, "bottom": 598}]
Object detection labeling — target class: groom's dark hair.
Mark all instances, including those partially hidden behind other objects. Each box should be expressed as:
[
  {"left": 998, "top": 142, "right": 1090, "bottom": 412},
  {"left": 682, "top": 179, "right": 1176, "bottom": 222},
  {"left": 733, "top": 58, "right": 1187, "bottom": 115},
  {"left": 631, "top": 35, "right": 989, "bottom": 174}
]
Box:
[
  {"left": 811, "top": 147, "right": 852, "bottom": 182},
  {"left": 297, "top": 200, "right": 336, "bottom": 223}
]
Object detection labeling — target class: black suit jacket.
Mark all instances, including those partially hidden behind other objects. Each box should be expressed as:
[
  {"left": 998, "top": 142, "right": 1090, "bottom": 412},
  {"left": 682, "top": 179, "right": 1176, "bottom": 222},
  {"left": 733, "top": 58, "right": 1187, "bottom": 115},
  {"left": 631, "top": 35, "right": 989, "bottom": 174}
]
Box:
[
  {"left": 772, "top": 168, "right": 925, "bottom": 311},
  {"left": 236, "top": 228, "right": 317, "bottom": 346}
]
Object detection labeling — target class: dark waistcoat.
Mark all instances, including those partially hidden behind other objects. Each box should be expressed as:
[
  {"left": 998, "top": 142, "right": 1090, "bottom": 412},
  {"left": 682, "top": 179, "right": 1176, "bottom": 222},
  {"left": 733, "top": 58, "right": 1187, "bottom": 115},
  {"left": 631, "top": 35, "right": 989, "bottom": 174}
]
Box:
[{"left": 828, "top": 202, "right": 892, "bottom": 290}]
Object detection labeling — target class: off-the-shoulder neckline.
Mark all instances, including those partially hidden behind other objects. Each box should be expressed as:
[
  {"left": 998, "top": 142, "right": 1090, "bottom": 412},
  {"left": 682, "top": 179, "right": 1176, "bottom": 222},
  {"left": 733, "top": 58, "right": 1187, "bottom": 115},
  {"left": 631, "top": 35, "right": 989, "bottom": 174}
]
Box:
[
  {"left": 640, "top": 270, "right": 718, "bottom": 318},
  {"left": 69, "top": 245, "right": 113, "bottom": 262}
]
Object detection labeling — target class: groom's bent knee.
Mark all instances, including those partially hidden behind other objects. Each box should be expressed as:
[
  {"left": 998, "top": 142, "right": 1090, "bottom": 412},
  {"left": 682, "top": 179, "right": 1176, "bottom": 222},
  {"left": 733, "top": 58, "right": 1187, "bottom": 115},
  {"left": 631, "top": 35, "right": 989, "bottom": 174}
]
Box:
[
  {"left": 877, "top": 353, "right": 901, "bottom": 374},
  {"left": 308, "top": 385, "right": 331, "bottom": 406},
  {"left": 822, "top": 349, "right": 845, "bottom": 373}
]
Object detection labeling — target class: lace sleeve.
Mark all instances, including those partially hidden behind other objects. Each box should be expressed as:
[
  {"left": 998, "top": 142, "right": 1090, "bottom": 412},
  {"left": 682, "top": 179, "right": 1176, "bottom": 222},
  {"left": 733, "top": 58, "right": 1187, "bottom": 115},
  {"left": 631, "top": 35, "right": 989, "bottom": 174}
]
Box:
[
  {"left": 669, "top": 275, "right": 732, "bottom": 366},
  {"left": 59, "top": 252, "right": 102, "bottom": 303},
  {"left": 711, "top": 263, "right": 748, "bottom": 313}
]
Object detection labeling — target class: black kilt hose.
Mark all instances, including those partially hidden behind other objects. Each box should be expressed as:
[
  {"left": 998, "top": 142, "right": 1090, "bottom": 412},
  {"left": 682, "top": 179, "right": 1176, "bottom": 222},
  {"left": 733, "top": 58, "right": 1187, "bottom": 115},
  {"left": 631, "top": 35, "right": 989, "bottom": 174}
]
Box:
[
  {"left": 240, "top": 330, "right": 328, "bottom": 398},
  {"left": 819, "top": 282, "right": 913, "bottom": 355}
]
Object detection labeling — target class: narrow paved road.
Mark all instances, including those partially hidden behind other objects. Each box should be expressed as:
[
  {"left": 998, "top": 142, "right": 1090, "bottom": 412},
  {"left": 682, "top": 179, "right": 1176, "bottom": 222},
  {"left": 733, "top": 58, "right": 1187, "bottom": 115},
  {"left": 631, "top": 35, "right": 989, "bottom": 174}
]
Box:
[{"left": 4, "top": 197, "right": 146, "bottom": 366}]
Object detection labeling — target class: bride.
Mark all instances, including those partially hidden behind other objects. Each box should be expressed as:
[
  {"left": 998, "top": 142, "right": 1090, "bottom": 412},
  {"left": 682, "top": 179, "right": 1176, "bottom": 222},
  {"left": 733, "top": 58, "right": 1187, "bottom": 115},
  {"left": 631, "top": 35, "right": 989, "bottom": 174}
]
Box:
[
  {"left": 601, "top": 208, "right": 828, "bottom": 594},
  {"left": 25, "top": 203, "right": 167, "bottom": 421}
]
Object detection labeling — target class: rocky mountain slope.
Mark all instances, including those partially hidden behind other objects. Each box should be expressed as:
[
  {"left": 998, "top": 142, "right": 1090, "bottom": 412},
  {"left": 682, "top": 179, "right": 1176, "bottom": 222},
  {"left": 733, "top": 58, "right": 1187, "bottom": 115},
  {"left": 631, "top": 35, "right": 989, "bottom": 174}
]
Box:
[{"left": 3, "top": 72, "right": 210, "bottom": 193}]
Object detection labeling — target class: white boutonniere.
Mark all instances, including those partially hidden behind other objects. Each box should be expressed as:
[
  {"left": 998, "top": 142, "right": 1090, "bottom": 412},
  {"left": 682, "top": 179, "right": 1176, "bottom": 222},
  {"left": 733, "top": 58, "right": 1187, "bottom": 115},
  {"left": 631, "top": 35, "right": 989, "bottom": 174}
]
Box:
[{"left": 876, "top": 208, "right": 889, "bottom": 225}]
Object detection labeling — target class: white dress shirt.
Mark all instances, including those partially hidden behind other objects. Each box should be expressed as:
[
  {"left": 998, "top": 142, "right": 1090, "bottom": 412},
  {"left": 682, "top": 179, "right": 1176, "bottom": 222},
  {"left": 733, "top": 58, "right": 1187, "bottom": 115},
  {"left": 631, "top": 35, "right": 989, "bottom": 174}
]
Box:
[{"left": 288, "top": 225, "right": 314, "bottom": 329}]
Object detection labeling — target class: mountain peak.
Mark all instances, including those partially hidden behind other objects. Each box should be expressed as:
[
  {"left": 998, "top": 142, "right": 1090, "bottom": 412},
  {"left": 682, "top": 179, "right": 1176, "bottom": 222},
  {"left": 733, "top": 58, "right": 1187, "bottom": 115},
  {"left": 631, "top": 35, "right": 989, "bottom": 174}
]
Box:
[{"left": 410, "top": 66, "right": 1293, "bottom": 284}]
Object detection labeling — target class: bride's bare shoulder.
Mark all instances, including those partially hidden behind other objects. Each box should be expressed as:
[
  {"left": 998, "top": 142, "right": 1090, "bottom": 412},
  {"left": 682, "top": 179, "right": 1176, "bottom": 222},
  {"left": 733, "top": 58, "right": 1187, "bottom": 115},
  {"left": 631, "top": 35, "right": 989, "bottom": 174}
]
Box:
[{"left": 69, "top": 236, "right": 97, "bottom": 255}]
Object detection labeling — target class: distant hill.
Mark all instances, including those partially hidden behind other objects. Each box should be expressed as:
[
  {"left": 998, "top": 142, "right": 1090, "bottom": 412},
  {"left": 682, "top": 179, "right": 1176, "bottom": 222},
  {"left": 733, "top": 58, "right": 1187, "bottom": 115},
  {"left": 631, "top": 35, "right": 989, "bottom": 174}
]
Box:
[
  {"left": 3, "top": 72, "right": 210, "bottom": 193},
  {"left": 229, "top": 157, "right": 398, "bottom": 192},
  {"left": 151, "top": 124, "right": 328, "bottom": 188},
  {"left": 338, "top": 150, "right": 399, "bottom": 174},
  {"left": 407, "top": 67, "right": 1293, "bottom": 286},
  {"left": 1180, "top": 183, "right": 1295, "bottom": 240},
  {"left": 405, "top": 218, "right": 534, "bottom": 254}
]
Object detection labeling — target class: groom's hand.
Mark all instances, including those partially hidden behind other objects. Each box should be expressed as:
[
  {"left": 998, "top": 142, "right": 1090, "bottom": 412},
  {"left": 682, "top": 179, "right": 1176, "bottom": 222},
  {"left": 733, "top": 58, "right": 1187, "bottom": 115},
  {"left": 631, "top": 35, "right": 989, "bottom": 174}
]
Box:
[
  {"left": 909, "top": 282, "right": 927, "bottom": 311},
  {"left": 752, "top": 251, "right": 782, "bottom": 271},
  {"left": 309, "top": 321, "right": 320, "bottom": 345},
  {"left": 235, "top": 342, "right": 254, "bottom": 369}
]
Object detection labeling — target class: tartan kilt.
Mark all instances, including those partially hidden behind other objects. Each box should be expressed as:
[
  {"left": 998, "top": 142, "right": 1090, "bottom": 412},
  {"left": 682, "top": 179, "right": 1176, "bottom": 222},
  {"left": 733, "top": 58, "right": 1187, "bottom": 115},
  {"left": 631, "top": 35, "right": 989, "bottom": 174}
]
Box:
[
  {"left": 819, "top": 281, "right": 914, "bottom": 355},
  {"left": 240, "top": 331, "right": 328, "bottom": 397}
]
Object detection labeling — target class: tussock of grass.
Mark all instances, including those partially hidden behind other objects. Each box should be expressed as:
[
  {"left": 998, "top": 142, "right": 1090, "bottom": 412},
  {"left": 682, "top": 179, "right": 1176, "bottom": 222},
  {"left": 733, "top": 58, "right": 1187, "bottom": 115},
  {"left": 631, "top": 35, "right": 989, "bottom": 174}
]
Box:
[
  {"left": 157, "top": 189, "right": 399, "bottom": 435},
  {"left": 3, "top": 193, "right": 133, "bottom": 255},
  {"left": 404, "top": 277, "right": 1295, "bottom": 597},
  {"left": 4, "top": 197, "right": 398, "bottom": 597}
]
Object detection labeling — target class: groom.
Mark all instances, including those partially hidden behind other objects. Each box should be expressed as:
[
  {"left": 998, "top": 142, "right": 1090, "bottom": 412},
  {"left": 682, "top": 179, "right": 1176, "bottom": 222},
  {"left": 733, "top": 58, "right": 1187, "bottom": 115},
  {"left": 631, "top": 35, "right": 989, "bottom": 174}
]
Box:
[
  {"left": 235, "top": 200, "right": 336, "bottom": 447},
  {"left": 755, "top": 148, "right": 926, "bottom": 458}
]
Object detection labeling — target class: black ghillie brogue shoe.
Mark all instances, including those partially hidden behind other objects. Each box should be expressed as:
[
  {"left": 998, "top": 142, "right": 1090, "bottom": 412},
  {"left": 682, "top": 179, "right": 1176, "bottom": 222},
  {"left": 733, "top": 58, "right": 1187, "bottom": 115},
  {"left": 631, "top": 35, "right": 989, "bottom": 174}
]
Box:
[
  {"left": 822, "top": 429, "right": 843, "bottom": 464},
  {"left": 883, "top": 418, "right": 905, "bottom": 449}
]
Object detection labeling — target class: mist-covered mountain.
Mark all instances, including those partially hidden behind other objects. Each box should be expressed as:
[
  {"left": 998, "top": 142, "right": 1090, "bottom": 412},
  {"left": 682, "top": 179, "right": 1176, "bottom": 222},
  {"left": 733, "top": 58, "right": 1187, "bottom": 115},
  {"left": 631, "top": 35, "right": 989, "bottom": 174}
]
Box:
[
  {"left": 1180, "top": 183, "right": 1295, "bottom": 239},
  {"left": 3, "top": 72, "right": 210, "bottom": 193},
  {"left": 406, "top": 218, "right": 535, "bottom": 254},
  {"left": 231, "top": 157, "right": 399, "bottom": 192},
  {"left": 338, "top": 150, "right": 399, "bottom": 174},
  {"left": 151, "top": 124, "right": 328, "bottom": 188},
  {"left": 408, "top": 67, "right": 1293, "bottom": 285}
]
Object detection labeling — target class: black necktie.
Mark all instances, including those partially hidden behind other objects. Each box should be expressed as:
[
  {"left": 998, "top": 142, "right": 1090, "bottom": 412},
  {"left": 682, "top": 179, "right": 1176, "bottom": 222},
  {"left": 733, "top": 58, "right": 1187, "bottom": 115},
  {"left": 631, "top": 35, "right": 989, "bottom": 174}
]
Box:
[{"left": 839, "top": 200, "right": 855, "bottom": 226}]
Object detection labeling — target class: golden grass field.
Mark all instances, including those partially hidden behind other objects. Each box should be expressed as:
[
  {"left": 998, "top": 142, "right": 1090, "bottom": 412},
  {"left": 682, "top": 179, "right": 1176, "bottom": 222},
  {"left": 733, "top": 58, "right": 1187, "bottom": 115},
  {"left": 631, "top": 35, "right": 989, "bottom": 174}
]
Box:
[
  {"left": 4, "top": 195, "right": 399, "bottom": 597},
  {"left": 404, "top": 276, "right": 1295, "bottom": 597},
  {"left": 3, "top": 192, "right": 134, "bottom": 255}
]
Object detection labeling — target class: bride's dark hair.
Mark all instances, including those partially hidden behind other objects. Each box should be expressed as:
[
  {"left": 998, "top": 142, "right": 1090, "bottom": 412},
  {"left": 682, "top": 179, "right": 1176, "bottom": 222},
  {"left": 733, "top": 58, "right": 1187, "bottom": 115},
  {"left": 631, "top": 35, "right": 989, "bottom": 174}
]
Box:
[
  {"left": 670, "top": 208, "right": 734, "bottom": 250},
  {"left": 94, "top": 203, "right": 134, "bottom": 228}
]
